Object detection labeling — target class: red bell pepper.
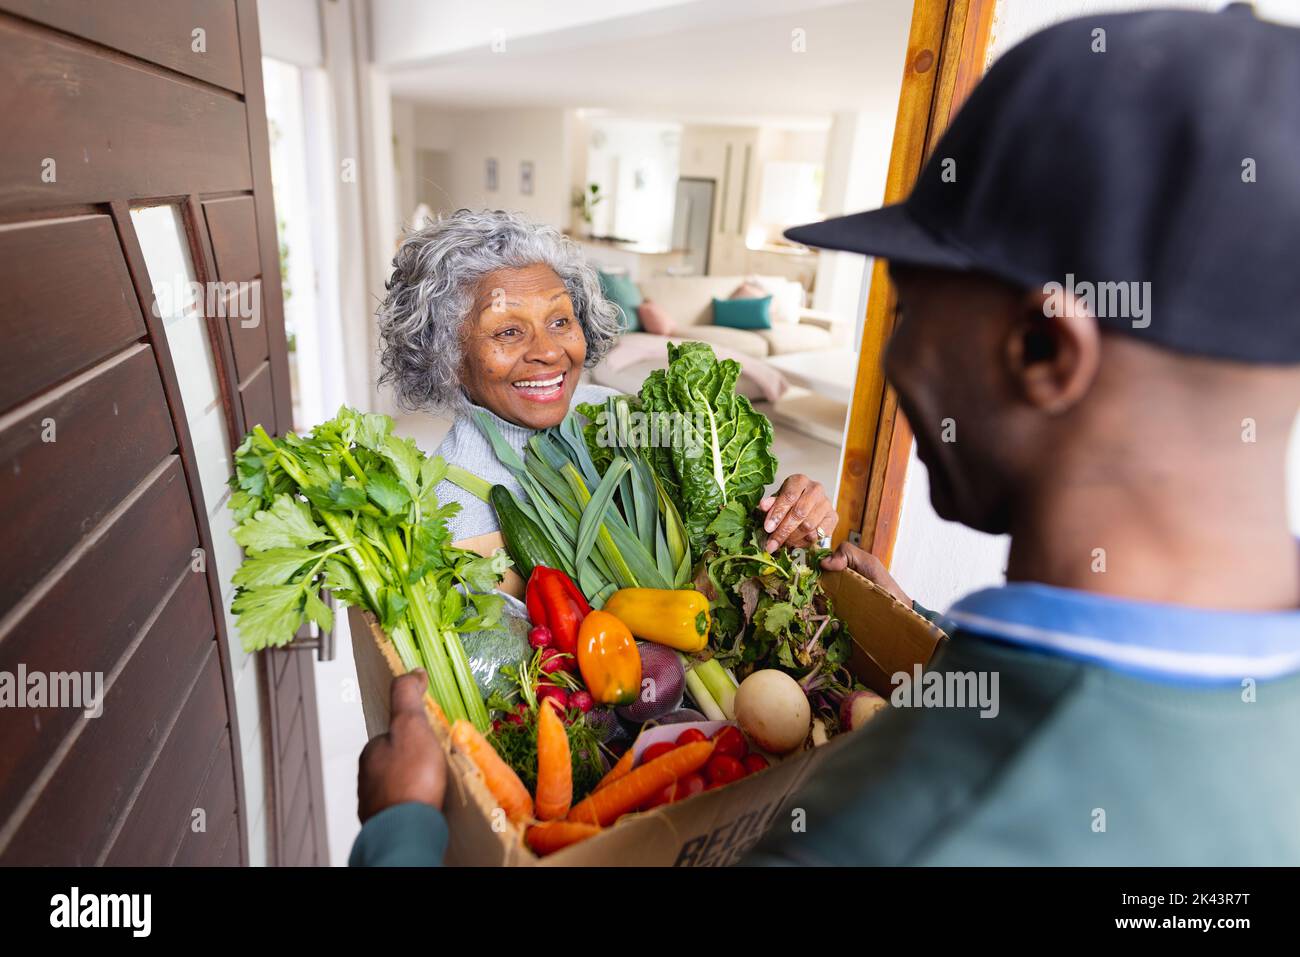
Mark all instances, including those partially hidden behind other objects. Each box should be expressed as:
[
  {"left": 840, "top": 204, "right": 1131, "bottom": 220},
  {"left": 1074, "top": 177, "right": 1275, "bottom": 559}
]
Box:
[{"left": 525, "top": 566, "right": 591, "bottom": 655}]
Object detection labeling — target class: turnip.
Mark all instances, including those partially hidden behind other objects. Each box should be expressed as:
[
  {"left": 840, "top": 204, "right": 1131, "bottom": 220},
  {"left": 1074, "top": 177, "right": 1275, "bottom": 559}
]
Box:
[
  {"left": 734, "top": 670, "right": 810, "bottom": 755},
  {"left": 840, "top": 689, "right": 887, "bottom": 731}
]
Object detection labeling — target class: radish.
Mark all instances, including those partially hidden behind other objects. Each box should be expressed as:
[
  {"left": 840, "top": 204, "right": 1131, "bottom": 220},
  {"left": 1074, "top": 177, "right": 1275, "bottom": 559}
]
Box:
[
  {"left": 536, "top": 686, "right": 569, "bottom": 711},
  {"left": 569, "top": 690, "right": 594, "bottom": 714},
  {"left": 840, "top": 689, "right": 888, "bottom": 731},
  {"left": 529, "top": 625, "right": 553, "bottom": 649}
]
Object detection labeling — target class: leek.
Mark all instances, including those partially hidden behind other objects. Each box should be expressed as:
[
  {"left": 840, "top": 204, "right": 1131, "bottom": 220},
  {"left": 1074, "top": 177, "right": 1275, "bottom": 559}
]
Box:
[
  {"left": 694, "top": 657, "right": 738, "bottom": 720},
  {"left": 682, "top": 656, "right": 727, "bottom": 721}
]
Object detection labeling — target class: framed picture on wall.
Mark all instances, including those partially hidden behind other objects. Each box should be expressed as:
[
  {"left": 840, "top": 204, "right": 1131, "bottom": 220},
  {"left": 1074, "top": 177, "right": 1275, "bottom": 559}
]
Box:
[
  {"left": 486, "top": 158, "right": 498, "bottom": 192},
  {"left": 520, "top": 160, "right": 534, "bottom": 196}
]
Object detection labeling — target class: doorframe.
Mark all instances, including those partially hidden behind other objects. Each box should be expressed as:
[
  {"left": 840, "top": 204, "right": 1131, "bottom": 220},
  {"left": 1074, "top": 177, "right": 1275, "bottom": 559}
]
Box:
[{"left": 832, "top": 0, "right": 997, "bottom": 563}]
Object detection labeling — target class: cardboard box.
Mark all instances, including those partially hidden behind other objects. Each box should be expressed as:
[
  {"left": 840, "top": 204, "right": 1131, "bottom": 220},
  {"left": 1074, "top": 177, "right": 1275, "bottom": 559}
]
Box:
[{"left": 349, "top": 533, "right": 946, "bottom": 866}]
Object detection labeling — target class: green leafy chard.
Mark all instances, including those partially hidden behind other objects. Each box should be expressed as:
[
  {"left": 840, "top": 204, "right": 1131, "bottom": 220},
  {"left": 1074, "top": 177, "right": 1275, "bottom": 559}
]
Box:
[{"left": 636, "top": 342, "right": 777, "bottom": 556}]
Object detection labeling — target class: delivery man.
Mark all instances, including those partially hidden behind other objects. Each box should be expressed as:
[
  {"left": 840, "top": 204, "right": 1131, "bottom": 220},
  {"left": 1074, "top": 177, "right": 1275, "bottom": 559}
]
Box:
[{"left": 349, "top": 6, "right": 1300, "bottom": 865}]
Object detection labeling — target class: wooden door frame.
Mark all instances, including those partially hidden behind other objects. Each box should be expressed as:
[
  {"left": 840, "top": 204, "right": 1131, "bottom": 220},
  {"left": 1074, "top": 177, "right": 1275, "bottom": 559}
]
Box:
[{"left": 832, "top": 0, "right": 997, "bottom": 563}]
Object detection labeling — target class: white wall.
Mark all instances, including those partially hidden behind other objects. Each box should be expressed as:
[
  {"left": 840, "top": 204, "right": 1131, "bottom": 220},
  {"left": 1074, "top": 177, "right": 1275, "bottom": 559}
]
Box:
[
  {"left": 887, "top": 0, "right": 1300, "bottom": 611},
  {"left": 369, "top": 0, "right": 695, "bottom": 67},
  {"left": 411, "top": 105, "right": 572, "bottom": 228},
  {"left": 257, "top": 0, "right": 322, "bottom": 66}
]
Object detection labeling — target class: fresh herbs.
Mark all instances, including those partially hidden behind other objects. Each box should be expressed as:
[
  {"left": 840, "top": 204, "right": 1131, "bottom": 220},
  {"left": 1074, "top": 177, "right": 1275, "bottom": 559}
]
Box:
[
  {"left": 228, "top": 407, "right": 509, "bottom": 730},
  {"left": 699, "top": 502, "right": 854, "bottom": 704}
]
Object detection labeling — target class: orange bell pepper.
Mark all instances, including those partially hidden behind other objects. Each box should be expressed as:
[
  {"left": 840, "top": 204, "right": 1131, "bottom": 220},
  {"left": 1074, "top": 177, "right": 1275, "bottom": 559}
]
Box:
[{"left": 576, "top": 610, "right": 641, "bottom": 706}]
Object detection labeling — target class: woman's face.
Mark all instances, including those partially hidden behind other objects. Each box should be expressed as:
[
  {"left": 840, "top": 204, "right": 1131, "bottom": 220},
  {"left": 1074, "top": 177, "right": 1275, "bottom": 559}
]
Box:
[{"left": 459, "top": 264, "right": 586, "bottom": 430}]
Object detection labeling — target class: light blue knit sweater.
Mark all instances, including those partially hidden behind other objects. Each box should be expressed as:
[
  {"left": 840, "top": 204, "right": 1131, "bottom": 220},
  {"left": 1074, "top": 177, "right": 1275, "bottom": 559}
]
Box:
[{"left": 432, "top": 383, "right": 619, "bottom": 542}]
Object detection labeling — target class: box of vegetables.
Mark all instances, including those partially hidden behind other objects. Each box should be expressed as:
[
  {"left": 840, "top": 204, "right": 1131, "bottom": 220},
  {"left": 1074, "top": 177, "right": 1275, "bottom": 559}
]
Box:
[{"left": 228, "top": 342, "right": 945, "bottom": 866}]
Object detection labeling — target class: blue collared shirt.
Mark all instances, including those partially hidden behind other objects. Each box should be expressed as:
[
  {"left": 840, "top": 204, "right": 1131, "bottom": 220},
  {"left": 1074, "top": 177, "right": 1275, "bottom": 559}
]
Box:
[{"left": 939, "top": 582, "right": 1300, "bottom": 685}]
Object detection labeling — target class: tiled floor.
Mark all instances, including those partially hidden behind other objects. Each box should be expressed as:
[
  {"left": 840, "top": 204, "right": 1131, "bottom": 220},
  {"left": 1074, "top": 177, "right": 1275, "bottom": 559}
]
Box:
[{"left": 314, "top": 403, "right": 843, "bottom": 865}]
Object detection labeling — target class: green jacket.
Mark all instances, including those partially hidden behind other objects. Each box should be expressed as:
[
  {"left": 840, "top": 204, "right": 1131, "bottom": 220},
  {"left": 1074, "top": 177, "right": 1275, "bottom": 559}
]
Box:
[{"left": 351, "top": 584, "right": 1300, "bottom": 866}]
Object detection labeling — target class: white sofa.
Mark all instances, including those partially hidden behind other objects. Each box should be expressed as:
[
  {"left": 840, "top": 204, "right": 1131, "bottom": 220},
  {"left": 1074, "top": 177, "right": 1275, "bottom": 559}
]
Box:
[
  {"left": 633, "top": 274, "right": 834, "bottom": 358},
  {"left": 590, "top": 274, "right": 836, "bottom": 401}
]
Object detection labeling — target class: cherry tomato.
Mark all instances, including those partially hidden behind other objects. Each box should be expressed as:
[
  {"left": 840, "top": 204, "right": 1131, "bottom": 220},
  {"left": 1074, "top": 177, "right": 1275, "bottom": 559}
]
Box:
[
  {"left": 675, "top": 773, "right": 706, "bottom": 802},
  {"left": 706, "top": 754, "right": 746, "bottom": 787},
  {"left": 675, "top": 728, "right": 708, "bottom": 746},
  {"left": 742, "top": 754, "right": 770, "bottom": 775},
  {"left": 641, "top": 781, "right": 677, "bottom": 811},
  {"left": 641, "top": 741, "right": 677, "bottom": 765},
  {"left": 711, "top": 725, "right": 748, "bottom": 760}
]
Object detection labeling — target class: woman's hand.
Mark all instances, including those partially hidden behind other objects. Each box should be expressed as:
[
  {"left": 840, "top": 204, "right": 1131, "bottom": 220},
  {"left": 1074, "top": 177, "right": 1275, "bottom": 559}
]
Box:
[
  {"left": 758, "top": 474, "right": 837, "bottom": 553},
  {"left": 357, "top": 671, "right": 447, "bottom": 823},
  {"left": 819, "top": 542, "right": 911, "bottom": 606}
]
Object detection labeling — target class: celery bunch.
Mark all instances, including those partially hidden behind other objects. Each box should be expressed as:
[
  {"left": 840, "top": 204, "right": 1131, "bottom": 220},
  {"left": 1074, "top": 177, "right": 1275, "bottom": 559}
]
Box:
[{"left": 227, "top": 407, "right": 508, "bottom": 730}]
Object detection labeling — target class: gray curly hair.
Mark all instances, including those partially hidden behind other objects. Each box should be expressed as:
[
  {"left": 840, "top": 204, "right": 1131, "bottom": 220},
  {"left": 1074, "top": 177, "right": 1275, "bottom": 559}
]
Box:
[{"left": 377, "top": 208, "right": 623, "bottom": 413}]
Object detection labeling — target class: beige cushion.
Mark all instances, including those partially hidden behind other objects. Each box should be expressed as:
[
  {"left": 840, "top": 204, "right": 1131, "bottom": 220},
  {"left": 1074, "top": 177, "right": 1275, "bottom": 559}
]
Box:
[
  {"left": 636, "top": 300, "right": 675, "bottom": 336},
  {"left": 763, "top": 277, "right": 805, "bottom": 326},
  {"left": 677, "top": 324, "right": 770, "bottom": 357},
  {"left": 758, "top": 322, "right": 834, "bottom": 355},
  {"left": 636, "top": 275, "right": 751, "bottom": 327}
]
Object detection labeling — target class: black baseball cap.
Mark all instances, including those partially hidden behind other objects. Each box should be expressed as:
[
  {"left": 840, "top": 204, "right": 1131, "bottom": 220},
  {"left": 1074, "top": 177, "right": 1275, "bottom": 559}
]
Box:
[{"left": 785, "top": 5, "right": 1300, "bottom": 364}]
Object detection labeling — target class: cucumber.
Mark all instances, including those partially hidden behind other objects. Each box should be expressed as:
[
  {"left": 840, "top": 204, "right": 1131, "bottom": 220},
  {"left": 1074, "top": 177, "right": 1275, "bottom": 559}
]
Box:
[{"left": 490, "top": 484, "right": 564, "bottom": 580}]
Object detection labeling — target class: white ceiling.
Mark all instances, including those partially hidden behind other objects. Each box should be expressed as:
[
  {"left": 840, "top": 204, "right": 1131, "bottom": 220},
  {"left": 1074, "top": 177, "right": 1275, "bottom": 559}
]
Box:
[{"left": 382, "top": 0, "right": 914, "bottom": 118}]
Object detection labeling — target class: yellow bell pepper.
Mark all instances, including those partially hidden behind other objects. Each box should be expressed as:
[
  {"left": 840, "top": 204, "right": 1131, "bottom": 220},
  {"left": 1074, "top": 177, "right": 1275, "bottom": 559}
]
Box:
[
  {"left": 577, "top": 611, "right": 642, "bottom": 706},
  {"left": 601, "top": 588, "right": 710, "bottom": 653}
]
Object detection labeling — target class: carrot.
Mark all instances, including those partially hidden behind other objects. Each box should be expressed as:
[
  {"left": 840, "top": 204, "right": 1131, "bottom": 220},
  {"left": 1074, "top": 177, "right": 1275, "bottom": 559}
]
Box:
[
  {"left": 534, "top": 699, "right": 572, "bottom": 820},
  {"left": 594, "top": 747, "right": 635, "bottom": 792},
  {"left": 450, "top": 719, "right": 533, "bottom": 824},
  {"left": 526, "top": 820, "right": 601, "bottom": 857},
  {"left": 568, "top": 739, "right": 715, "bottom": 826}
]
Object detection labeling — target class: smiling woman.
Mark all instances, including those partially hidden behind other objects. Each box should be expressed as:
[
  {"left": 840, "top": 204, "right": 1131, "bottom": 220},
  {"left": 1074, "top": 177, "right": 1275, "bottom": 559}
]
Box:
[
  {"left": 378, "top": 208, "right": 837, "bottom": 548},
  {"left": 377, "top": 209, "right": 624, "bottom": 540}
]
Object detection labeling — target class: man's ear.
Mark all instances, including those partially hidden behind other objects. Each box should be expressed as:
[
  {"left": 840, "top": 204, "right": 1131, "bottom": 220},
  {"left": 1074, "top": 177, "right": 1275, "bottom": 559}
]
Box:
[{"left": 1003, "top": 287, "right": 1101, "bottom": 413}]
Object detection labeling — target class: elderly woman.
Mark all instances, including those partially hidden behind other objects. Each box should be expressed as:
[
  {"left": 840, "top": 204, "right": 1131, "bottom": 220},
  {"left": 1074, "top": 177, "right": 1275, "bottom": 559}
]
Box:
[{"left": 377, "top": 208, "right": 836, "bottom": 552}]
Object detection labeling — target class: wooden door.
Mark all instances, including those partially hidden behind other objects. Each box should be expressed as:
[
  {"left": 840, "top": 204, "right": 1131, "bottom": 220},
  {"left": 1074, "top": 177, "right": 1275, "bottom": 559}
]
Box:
[{"left": 0, "top": 0, "right": 326, "bottom": 865}]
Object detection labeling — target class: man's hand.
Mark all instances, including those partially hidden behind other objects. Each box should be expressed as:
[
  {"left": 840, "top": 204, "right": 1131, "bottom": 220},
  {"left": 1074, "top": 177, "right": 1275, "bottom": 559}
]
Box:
[
  {"left": 819, "top": 541, "right": 912, "bottom": 606},
  {"left": 758, "top": 474, "right": 837, "bottom": 552},
  {"left": 357, "top": 670, "right": 446, "bottom": 823}
]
